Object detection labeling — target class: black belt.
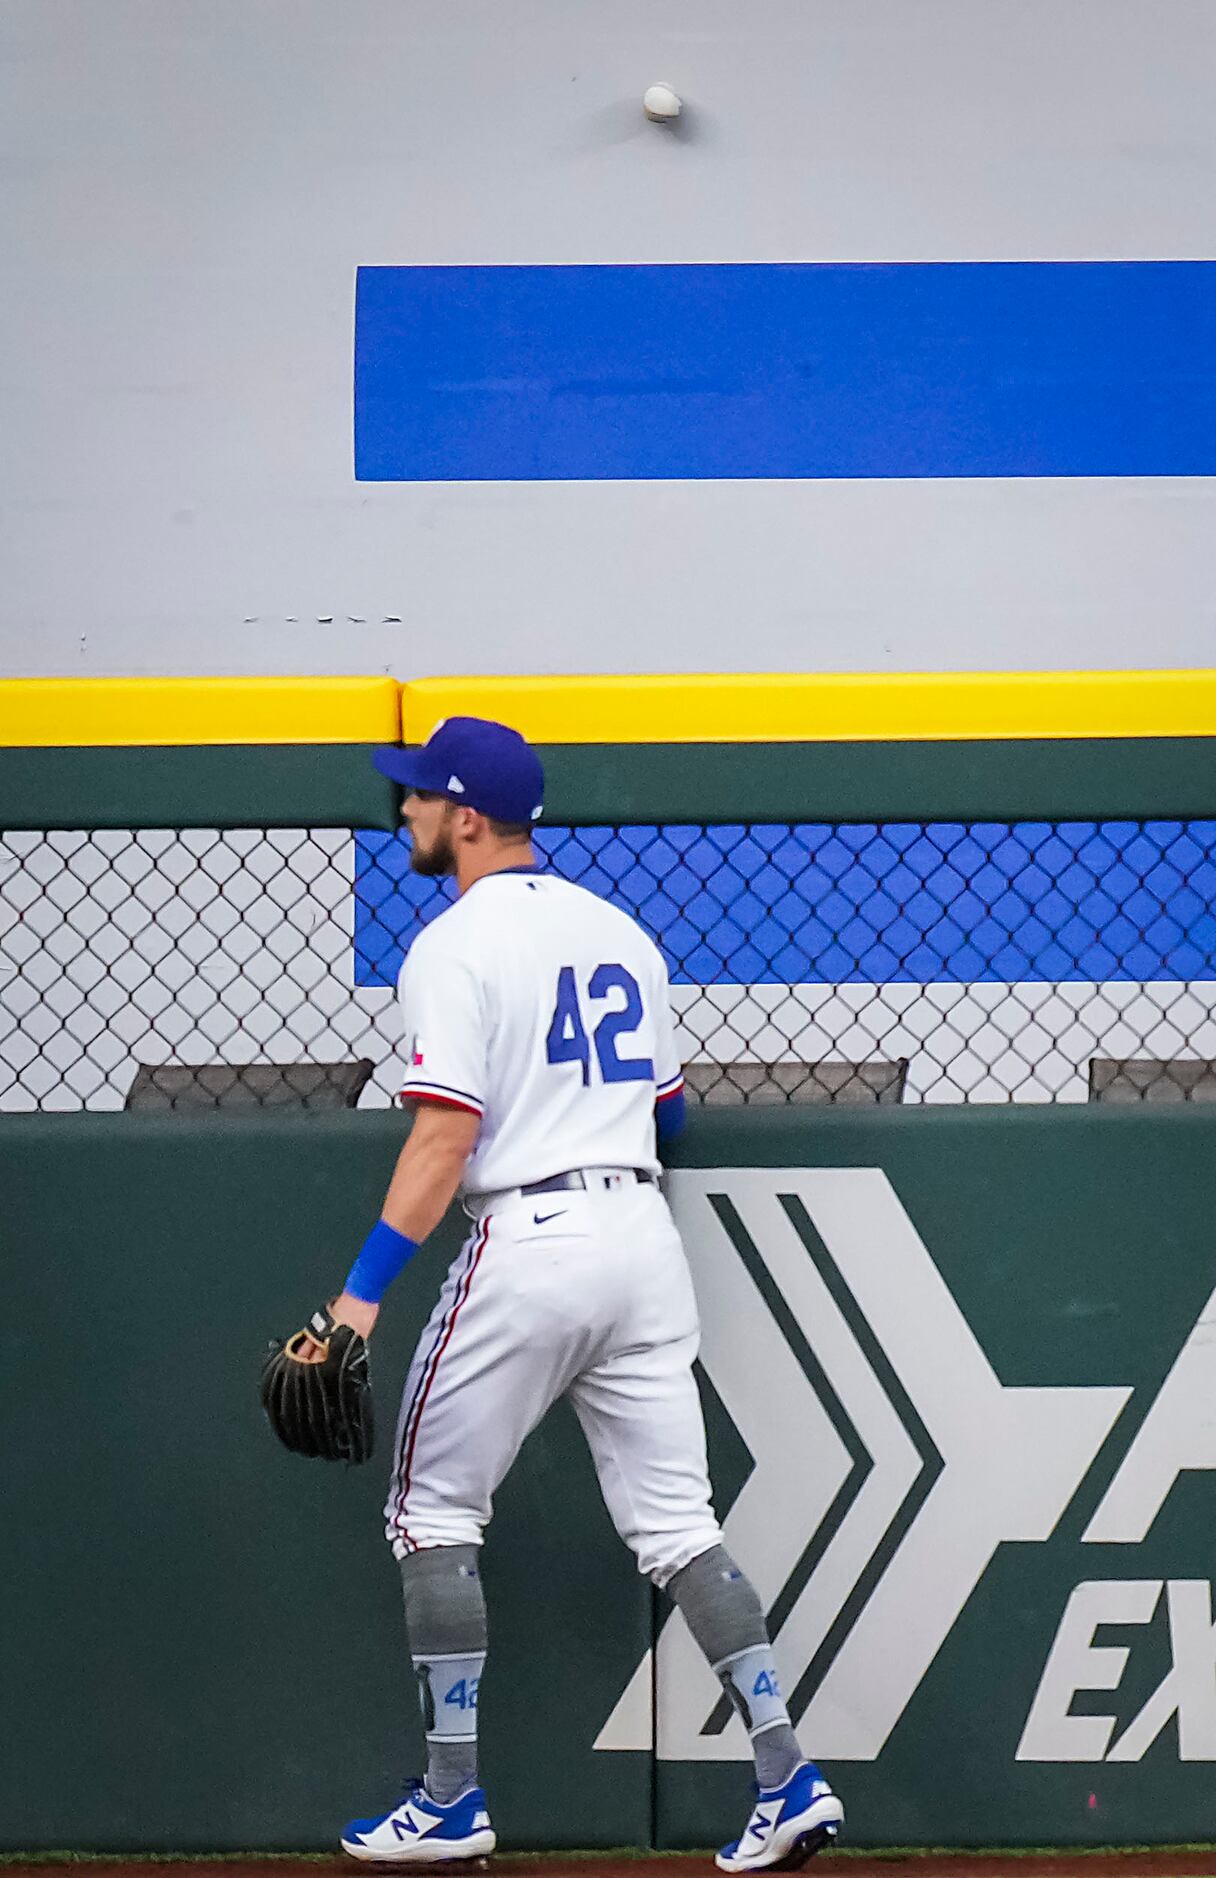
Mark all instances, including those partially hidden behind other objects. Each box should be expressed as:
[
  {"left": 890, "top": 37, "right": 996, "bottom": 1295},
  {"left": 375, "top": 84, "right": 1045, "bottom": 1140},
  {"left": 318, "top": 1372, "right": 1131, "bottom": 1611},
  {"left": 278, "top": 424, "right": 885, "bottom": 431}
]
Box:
[{"left": 520, "top": 1168, "right": 657, "bottom": 1198}]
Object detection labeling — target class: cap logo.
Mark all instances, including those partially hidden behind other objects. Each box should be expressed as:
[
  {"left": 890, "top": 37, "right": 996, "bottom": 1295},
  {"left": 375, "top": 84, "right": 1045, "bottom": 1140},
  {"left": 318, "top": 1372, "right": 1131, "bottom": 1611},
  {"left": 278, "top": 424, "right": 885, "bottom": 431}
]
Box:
[{"left": 447, "top": 774, "right": 465, "bottom": 794}]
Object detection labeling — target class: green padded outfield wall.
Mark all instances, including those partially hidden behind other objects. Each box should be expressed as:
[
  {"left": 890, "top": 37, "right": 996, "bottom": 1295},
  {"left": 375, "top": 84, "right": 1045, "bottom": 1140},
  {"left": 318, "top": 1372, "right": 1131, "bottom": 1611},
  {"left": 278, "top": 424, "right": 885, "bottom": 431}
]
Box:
[
  {"left": 6, "top": 670, "right": 1216, "bottom": 829},
  {"left": 0, "top": 677, "right": 402, "bottom": 829},
  {"left": 656, "top": 1106, "right": 1216, "bottom": 1849},
  {"left": 0, "top": 1112, "right": 651, "bottom": 1854},
  {"left": 4, "top": 1107, "right": 1216, "bottom": 1850}
]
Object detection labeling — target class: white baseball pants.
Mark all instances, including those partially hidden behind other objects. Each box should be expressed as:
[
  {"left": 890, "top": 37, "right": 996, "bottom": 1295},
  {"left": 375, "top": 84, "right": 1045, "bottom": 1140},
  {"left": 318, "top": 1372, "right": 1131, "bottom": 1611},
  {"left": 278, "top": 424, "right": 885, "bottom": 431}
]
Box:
[{"left": 383, "top": 1177, "right": 723, "bottom": 1586}]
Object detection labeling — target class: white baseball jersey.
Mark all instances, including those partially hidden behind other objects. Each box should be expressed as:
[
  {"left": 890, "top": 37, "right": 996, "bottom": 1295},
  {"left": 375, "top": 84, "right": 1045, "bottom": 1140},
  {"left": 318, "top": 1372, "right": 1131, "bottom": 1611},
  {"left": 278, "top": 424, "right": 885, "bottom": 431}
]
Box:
[
  {"left": 396, "top": 868, "right": 684, "bottom": 1195},
  {"left": 385, "top": 864, "right": 720, "bottom": 1586}
]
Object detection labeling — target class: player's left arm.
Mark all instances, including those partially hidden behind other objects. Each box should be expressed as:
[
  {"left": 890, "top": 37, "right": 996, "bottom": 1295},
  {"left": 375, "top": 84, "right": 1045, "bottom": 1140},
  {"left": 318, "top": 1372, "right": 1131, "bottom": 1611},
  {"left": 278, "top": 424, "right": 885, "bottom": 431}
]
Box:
[
  {"left": 262, "top": 1098, "right": 480, "bottom": 1433},
  {"left": 295, "top": 936, "right": 487, "bottom": 1357},
  {"left": 322, "top": 1100, "right": 480, "bottom": 1342}
]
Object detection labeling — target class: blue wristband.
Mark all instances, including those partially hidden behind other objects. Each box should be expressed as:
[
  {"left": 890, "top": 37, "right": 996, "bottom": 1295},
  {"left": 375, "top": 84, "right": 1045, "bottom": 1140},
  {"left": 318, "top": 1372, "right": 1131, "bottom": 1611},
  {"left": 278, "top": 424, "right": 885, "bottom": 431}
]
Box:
[{"left": 344, "top": 1219, "right": 419, "bottom": 1303}]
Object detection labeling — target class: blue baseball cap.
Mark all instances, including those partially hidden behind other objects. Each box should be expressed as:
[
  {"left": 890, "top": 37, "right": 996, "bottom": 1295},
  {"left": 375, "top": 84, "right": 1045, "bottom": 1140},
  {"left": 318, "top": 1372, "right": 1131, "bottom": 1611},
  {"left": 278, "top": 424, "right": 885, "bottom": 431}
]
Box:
[{"left": 373, "top": 716, "right": 544, "bottom": 825}]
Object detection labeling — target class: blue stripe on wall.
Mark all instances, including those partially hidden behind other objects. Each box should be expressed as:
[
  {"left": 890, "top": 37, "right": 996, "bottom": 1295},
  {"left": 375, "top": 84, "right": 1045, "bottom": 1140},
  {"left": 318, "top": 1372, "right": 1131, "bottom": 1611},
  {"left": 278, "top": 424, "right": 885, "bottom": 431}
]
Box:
[
  {"left": 353, "top": 261, "right": 1216, "bottom": 482},
  {"left": 353, "top": 821, "right": 1216, "bottom": 990}
]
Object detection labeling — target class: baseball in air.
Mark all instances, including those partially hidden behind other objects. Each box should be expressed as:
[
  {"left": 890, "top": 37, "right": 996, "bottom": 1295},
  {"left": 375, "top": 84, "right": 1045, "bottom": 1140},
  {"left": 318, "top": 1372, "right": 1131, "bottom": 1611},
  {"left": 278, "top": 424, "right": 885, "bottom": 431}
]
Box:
[{"left": 643, "top": 82, "right": 682, "bottom": 122}]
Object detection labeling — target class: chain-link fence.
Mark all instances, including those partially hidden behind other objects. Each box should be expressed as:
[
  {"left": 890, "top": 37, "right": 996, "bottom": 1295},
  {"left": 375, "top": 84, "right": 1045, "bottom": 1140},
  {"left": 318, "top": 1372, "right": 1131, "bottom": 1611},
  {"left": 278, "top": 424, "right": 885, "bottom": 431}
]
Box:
[{"left": 3, "top": 819, "right": 1216, "bottom": 1111}]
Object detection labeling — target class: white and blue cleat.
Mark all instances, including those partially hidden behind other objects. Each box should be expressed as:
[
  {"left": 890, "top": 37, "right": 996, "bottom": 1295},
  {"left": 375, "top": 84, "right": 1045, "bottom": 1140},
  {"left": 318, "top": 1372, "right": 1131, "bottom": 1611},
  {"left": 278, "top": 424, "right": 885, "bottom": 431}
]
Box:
[
  {"left": 341, "top": 1779, "right": 496, "bottom": 1864},
  {"left": 715, "top": 1761, "right": 844, "bottom": 1873}
]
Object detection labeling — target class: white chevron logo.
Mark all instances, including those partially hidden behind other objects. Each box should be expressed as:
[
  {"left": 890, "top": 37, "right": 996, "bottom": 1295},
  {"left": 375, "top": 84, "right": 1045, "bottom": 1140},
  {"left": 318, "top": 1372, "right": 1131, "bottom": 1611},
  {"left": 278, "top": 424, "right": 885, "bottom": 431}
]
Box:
[{"left": 595, "top": 1168, "right": 1130, "bottom": 1762}]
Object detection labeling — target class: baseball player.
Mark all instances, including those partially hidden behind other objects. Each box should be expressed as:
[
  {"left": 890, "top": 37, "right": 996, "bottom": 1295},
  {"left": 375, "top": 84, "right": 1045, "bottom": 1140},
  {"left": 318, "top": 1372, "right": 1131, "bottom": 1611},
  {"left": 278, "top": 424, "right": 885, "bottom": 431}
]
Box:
[{"left": 305, "top": 716, "right": 843, "bottom": 1869}]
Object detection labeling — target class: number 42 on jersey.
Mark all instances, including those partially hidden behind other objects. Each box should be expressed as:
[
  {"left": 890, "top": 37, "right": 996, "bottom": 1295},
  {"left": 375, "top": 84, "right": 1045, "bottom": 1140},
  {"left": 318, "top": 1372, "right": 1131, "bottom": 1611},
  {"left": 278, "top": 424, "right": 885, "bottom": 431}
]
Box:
[{"left": 546, "top": 963, "right": 655, "bottom": 1087}]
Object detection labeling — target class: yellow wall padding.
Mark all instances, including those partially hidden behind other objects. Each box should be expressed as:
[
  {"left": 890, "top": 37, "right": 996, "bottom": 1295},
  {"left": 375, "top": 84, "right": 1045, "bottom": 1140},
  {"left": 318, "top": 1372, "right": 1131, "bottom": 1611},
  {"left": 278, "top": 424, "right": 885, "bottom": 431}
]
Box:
[
  {"left": 0, "top": 677, "right": 401, "bottom": 747},
  {"left": 5, "top": 670, "right": 1214, "bottom": 750},
  {"left": 401, "top": 670, "right": 1216, "bottom": 744}
]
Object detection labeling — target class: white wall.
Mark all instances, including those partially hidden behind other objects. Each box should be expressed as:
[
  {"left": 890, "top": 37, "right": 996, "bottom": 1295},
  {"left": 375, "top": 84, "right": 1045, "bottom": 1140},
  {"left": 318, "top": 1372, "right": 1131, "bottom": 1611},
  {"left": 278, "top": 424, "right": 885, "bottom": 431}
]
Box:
[{"left": 2, "top": 0, "right": 1214, "bottom": 681}]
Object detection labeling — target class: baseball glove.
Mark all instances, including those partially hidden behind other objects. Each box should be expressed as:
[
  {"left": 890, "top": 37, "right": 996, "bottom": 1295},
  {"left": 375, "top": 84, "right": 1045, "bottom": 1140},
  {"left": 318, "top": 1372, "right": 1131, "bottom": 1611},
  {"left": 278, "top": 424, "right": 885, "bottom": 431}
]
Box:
[{"left": 260, "top": 1304, "right": 374, "bottom": 1464}]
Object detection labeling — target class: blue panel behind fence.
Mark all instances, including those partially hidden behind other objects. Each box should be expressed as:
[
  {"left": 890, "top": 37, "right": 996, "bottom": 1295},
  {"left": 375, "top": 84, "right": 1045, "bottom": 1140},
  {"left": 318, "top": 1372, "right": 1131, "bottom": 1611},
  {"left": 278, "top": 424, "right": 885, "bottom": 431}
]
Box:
[
  {"left": 354, "top": 260, "right": 1216, "bottom": 482},
  {"left": 353, "top": 822, "right": 1216, "bottom": 990}
]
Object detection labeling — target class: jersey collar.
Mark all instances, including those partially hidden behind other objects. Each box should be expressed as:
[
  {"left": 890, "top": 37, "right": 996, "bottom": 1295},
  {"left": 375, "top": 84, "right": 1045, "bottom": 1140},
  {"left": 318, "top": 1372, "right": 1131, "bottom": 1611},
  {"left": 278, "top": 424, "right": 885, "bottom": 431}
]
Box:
[{"left": 464, "top": 863, "right": 546, "bottom": 895}]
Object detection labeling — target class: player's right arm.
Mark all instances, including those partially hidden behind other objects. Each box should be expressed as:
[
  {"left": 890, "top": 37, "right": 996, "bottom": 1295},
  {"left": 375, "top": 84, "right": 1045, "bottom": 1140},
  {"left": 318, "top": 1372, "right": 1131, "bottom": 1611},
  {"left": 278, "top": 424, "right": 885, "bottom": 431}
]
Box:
[
  {"left": 656, "top": 1084, "right": 686, "bottom": 1144},
  {"left": 650, "top": 941, "right": 686, "bottom": 1146}
]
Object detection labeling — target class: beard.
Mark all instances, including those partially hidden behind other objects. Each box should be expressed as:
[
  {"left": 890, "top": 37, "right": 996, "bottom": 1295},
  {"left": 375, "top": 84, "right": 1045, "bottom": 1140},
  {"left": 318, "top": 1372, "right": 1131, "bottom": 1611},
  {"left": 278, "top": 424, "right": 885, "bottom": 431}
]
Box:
[{"left": 409, "top": 822, "right": 457, "bottom": 877}]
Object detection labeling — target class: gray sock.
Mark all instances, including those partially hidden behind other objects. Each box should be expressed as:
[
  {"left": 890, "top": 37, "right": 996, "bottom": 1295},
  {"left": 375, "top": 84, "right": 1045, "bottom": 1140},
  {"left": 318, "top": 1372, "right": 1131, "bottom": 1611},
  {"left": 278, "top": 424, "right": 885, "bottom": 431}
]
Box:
[
  {"left": 400, "top": 1544, "right": 487, "bottom": 1806},
  {"left": 667, "top": 1544, "right": 803, "bottom": 1791}
]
